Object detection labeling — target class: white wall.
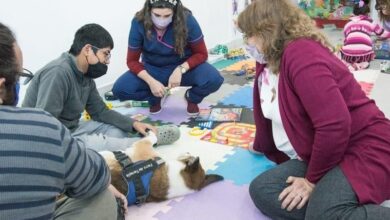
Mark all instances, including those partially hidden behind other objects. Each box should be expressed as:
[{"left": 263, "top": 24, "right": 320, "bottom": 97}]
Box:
[{"left": 0, "top": 0, "right": 239, "bottom": 90}]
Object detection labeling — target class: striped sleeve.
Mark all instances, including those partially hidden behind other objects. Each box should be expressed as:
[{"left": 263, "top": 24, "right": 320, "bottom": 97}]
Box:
[
  {"left": 62, "top": 124, "right": 110, "bottom": 198},
  {"left": 0, "top": 107, "right": 110, "bottom": 219},
  {"left": 372, "top": 22, "right": 390, "bottom": 38}
]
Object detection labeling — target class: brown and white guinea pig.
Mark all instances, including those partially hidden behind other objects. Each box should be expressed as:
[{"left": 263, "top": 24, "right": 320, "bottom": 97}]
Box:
[{"left": 99, "top": 132, "right": 223, "bottom": 204}]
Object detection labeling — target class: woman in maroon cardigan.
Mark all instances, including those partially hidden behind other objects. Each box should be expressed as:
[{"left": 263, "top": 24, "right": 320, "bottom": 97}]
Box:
[{"left": 238, "top": 0, "right": 390, "bottom": 219}]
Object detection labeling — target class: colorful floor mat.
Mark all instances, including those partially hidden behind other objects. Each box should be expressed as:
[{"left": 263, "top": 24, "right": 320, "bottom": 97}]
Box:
[
  {"left": 223, "top": 59, "right": 256, "bottom": 72},
  {"left": 209, "top": 148, "right": 275, "bottom": 186},
  {"left": 119, "top": 95, "right": 212, "bottom": 126},
  {"left": 110, "top": 53, "right": 382, "bottom": 220},
  {"left": 154, "top": 181, "right": 271, "bottom": 220},
  {"left": 212, "top": 59, "right": 242, "bottom": 70},
  {"left": 221, "top": 85, "right": 254, "bottom": 108}
]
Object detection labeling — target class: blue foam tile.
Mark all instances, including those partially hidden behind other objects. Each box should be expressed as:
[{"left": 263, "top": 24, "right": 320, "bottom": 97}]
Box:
[
  {"left": 208, "top": 148, "right": 276, "bottom": 186},
  {"left": 220, "top": 86, "right": 253, "bottom": 109}
]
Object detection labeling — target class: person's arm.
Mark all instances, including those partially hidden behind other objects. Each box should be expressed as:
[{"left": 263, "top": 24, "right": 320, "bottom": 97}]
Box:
[
  {"left": 23, "top": 67, "right": 69, "bottom": 118},
  {"left": 126, "top": 18, "right": 166, "bottom": 97},
  {"left": 286, "top": 41, "right": 351, "bottom": 184},
  {"left": 61, "top": 123, "right": 111, "bottom": 198},
  {"left": 127, "top": 18, "right": 146, "bottom": 75},
  {"left": 85, "top": 81, "right": 135, "bottom": 132},
  {"left": 180, "top": 14, "right": 207, "bottom": 71},
  {"left": 185, "top": 39, "right": 208, "bottom": 70},
  {"left": 252, "top": 62, "right": 290, "bottom": 164},
  {"left": 127, "top": 40, "right": 160, "bottom": 87},
  {"left": 127, "top": 48, "right": 145, "bottom": 74},
  {"left": 372, "top": 22, "right": 390, "bottom": 38}
]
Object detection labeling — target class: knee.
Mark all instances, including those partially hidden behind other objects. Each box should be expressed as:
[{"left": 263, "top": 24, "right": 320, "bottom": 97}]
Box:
[
  {"left": 249, "top": 174, "right": 277, "bottom": 215},
  {"left": 112, "top": 71, "right": 139, "bottom": 100},
  {"left": 54, "top": 189, "right": 117, "bottom": 220},
  {"left": 92, "top": 189, "right": 118, "bottom": 220},
  {"left": 305, "top": 208, "right": 331, "bottom": 220},
  {"left": 207, "top": 70, "right": 224, "bottom": 91}
]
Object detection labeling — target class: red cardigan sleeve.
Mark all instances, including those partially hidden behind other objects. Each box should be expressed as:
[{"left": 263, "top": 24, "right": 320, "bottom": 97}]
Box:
[
  {"left": 253, "top": 62, "right": 290, "bottom": 164},
  {"left": 127, "top": 48, "right": 145, "bottom": 75},
  {"left": 284, "top": 39, "right": 351, "bottom": 183},
  {"left": 186, "top": 38, "right": 208, "bottom": 69}
]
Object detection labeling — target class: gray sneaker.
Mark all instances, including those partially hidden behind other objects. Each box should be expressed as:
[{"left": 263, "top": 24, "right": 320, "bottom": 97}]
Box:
[{"left": 156, "top": 125, "right": 181, "bottom": 146}]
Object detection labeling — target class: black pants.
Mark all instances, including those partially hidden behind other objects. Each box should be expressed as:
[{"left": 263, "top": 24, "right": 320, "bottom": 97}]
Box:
[{"left": 249, "top": 160, "right": 390, "bottom": 220}]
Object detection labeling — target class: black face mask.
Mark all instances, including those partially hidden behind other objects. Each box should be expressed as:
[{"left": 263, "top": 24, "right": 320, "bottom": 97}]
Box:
[{"left": 85, "top": 62, "right": 108, "bottom": 79}]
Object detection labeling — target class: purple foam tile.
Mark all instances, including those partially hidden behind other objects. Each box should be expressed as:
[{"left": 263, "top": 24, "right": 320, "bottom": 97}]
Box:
[
  {"left": 123, "top": 96, "right": 212, "bottom": 125},
  {"left": 154, "top": 181, "right": 271, "bottom": 220}
]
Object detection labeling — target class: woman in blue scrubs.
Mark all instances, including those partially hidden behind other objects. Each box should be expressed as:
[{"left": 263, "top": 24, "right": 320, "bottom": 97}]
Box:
[{"left": 112, "top": 0, "right": 224, "bottom": 115}]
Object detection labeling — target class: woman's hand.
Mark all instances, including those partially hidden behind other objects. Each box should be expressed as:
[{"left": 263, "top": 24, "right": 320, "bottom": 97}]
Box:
[
  {"left": 278, "top": 176, "right": 315, "bottom": 212},
  {"left": 148, "top": 79, "right": 166, "bottom": 97},
  {"left": 133, "top": 121, "right": 157, "bottom": 136},
  {"left": 108, "top": 184, "right": 128, "bottom": 215},
  {"left": 168, "top": 67, "right": 182, "bottom": 89}
]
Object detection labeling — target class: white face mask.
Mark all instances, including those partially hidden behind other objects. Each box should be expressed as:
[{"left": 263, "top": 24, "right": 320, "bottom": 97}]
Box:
[
  {"left": 245, "top": 44, "right": 267, "bottom": 64},
  {"left": 151, "top": 13, "right": 173, "bottom": 29}
]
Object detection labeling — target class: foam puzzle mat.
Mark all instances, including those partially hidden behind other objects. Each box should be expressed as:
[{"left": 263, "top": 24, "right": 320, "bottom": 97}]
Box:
[{"left": 100, "top": 56, "right": 382, "bottom": 220}]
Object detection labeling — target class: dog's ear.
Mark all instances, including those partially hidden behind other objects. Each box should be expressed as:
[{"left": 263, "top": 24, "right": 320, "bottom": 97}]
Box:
[
  {"left": 200, "top": 174, "right": 224, "bottom": 189},
  {"left": 185, "top": 156, "right": 200, "bottom": 173},
  {"left": 179, "top": 155, "right": 200, "bottom": 173},
  {"left": 178, "top": 153, "right": 200, "bottom": 169},
  {"left": 177, "top": 152, "right": 192, "bottom": 161}
]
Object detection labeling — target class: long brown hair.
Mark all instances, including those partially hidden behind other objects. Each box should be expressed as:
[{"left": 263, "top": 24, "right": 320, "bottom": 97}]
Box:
[
  {"left": 237, "top": 0, "right": 332, "bottom": 73},
  {"left": 136, "top": 0, "right": 190, "bottom": 57},
  {"left": 376, "top": 0, "right": 390, "bottom": 21}
]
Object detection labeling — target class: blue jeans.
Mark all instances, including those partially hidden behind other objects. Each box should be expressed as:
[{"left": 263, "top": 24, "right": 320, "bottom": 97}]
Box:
[
  {"left": 72, "top": 120, "right": 139, "bottom": 152},
  {"left": 112, "top": 62, "right": 224, "bottom": 106}
]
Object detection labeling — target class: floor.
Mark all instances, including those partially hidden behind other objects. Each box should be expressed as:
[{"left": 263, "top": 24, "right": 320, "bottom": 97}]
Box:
[{"left": 104, "top": 28, "right": 390, "bottom": 220}]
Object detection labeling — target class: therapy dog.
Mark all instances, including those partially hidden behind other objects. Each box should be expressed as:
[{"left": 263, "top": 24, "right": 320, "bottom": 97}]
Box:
[{"left": 99, "top": 132, "right": 223, "bottom": 206}]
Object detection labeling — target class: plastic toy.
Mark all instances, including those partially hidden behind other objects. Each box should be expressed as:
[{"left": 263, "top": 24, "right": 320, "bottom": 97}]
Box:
[
  {"left": 298, "top": 0, "right": 354, "bottom": 20},
  {"left": 189, "top": 127, "right": 208, "bottom": 136},
  {"left": 198, "top": 121, "right": 214, "bottom": 129},
  {"left": 234, "top": 64, "right": 256, "bottom": 79},
  {"left": 104, "top": 91, "right": 117, "bottom": 101},
  {"left": 380, "top": 60, "right": 390, "bottom": 73},
  {"left": 374, "top": 39, "right": 390, "bottom": 60},
  {"left": 210, "top": 45, "right": 228, "bottom": 55},
  {"left": 129, "top": 100, "right": 150, "bottom": 107},
  {"left": 225, "top": 48, "right": 247, "bottom": 60},
  {"left": 245, "top": 67, "right": 256, "bottom": 80}
]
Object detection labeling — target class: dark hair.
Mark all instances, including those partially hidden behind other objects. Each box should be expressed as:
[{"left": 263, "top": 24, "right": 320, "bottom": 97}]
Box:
[
  {"left": 353, "top": 0, "right": 370, "bottom": 15},
  {"left": 69, "top": 23, "right": 114, "bottom": 56},
  {"left": 0, "top": 22, "right": 18, "bottom": 104},
  {"left": 136, "top": 0, "right": 190, "bottom": 57}
]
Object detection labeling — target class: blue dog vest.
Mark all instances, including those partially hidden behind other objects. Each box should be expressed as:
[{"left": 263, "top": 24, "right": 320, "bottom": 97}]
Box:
[{"left": 113, "top": 151, "right": 165, "bottom": 206}]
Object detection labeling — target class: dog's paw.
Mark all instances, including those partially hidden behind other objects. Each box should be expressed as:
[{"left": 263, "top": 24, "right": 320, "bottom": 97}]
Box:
[{"left": 145, "top": 131, "right": 158, "bottom": 145}]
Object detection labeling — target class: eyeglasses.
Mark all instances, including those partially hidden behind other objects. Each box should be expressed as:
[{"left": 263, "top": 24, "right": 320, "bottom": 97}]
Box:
[
  {"left": 91, "top": 45, "right": 111, "bottom": 63},
  {"left": 17, "top": 68, "right": 34, "bottom": 85}
]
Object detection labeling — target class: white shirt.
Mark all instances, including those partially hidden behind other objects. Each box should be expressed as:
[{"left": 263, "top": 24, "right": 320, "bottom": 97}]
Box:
[{"left": 259, "top": 68, "right": 297, "bottom": 159}]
